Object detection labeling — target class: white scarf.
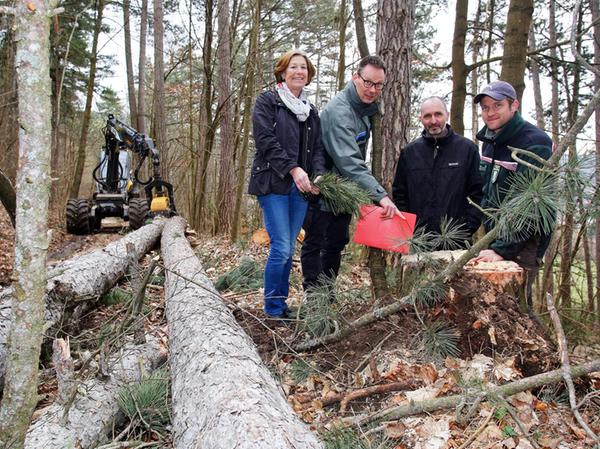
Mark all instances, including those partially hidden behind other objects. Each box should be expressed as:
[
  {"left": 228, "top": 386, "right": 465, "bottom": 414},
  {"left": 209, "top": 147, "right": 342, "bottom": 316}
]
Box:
[{"left": 276, "top": 82, "right": 311, "bottom": 122}]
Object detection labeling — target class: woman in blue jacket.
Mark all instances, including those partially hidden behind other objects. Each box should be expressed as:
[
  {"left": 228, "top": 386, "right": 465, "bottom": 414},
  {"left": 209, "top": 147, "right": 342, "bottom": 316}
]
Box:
[{"left": 248, "top": 49, "right": 326, "bottom": 320}]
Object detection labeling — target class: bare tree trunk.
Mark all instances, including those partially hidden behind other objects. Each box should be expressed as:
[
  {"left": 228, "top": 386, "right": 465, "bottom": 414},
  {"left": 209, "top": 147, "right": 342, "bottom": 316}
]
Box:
[
  {"left": 593, "top": 0, "right": 600, "bottom": 319},
  {"left": 450, "top": 0, "right": 469, "bottom": 136},
  {"left": 0, "top": 0, "right": 57, "bottom": 445},
  {"left": 470, "top": 0, "right": 484, "bottom": 141},
  {"left": 70, "top": 0, "right": 105, "bottom": 199},
  {"left": 123, "top": 0, "right": 137, "bottom": 125},
  {"left": 153, "top": 0, "right": 167, "bottom": 178},
  {"left": 198, "top": 0, "right": 215, "bottom": 231},
  {"left": 557, "top": 10, "right": 582, "bottom": 309},
  {"left": 216, "top": 0, "right": 235, "bottom": 234},
  {"left": 336, "top": 0, "right": 347, "bottom": 92},
  {"left": 485, "top": 0, "right": 495, "bottom": 84},
  {"left": 528, "top": 28, "right": 545, "bottom": 130},
  {"left": 500, "top": 0, "right": 534, "bottom": 101},
  {"left": 231, "top": 0, "right": 260, "bottom": 241},
  {"left": 161, "top": 217, "right": 323, "bottom": 449},
  {"left": 369, "top": 0, "right": 415, "bottom": 298},
  {"left": 25, "top": 338, "right": 165, "bottom": 449},
  {"left": 137, "top": 0, "right": 148, "bottom": 133},
  {"left": 352, "top": 0, "right": 369, "bottom": 58},
  {"left": 549, "top": 0, "right": 559, "bottom": 143}
]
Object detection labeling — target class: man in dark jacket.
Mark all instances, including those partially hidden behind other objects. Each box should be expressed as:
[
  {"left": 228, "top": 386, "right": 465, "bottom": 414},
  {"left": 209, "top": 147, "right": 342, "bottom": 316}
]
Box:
[
  {"left": 392, "top": 97, "right": 483, "bottom": 249},
  {"left": 301, "top": 55, "right": 402, "bottom": 292},
  {"left": 471, "top": 80, "right": 554, "bottom": 309}
]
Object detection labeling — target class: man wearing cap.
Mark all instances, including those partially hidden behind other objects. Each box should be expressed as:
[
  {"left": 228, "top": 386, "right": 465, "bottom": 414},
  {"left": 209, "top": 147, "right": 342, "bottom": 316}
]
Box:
[
  {"left": 392, "top": 96, "right": 483, "bottom": 249},
  {"left": 471, "top": 80, "right": 554, "bottom": 310}
]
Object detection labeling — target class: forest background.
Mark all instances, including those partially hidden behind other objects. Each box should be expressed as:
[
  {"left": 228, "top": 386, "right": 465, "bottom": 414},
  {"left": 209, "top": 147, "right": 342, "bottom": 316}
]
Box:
[{"left": 1, "top": 0, "right": 600, "bottom": 348}]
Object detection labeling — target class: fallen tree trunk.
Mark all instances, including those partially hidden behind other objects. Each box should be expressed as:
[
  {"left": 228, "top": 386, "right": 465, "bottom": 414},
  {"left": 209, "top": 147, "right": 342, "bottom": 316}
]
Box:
[
  {"left": 25, "top": 337, "right": 166, "bottom": 449},
  {"left": 0, "top": 220, "right": 165, "bottom": 389},
  {"left": 359, "top": 359, "right": 600, "bottom": 425},
  {"left": 161, "top": 216, "right": 323, "bottom": 449}
]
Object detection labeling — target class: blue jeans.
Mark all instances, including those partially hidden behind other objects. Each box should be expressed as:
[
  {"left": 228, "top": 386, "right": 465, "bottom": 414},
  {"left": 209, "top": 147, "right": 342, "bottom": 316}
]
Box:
[{"left": 258, "top": 184, "right": 308, "bottom": 317}]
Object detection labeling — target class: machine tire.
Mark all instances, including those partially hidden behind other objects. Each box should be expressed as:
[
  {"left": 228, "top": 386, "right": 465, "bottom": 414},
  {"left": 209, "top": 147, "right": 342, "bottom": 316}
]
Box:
[
  {"left": 128, "top": 198, "right": 148, "bottom": 230},
  {"left": 66, "top": 199, "right": 92, "bottom": 235}
]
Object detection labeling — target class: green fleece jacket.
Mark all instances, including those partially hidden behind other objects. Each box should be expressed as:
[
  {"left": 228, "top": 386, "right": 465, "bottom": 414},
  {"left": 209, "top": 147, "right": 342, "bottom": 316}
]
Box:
[{"left": 320, "top": 81, "right": 387, "bottom": 202}]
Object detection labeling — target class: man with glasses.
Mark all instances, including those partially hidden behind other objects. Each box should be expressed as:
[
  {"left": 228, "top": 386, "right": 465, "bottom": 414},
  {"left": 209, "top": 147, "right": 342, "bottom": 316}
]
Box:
[
  {"left": 301, "top": 55, "right": 401, "bottom": 294},
  {"left": 471, "top": 80, "right": 553, "bottom": 312}
]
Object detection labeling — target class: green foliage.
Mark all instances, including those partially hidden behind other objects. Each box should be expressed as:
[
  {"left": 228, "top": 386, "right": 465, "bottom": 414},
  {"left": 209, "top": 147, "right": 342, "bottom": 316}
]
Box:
[
  {"left": 420, "top": 319, "right": 460, "bottom": 359},
  {"left": 431, "top": 217, "right": 471, "bottom": 250},
  {"left": 301, "top": 278, "right": 340, "bottom": 338},
  {"left": 494, "top": 407, "right": 508, "bottom": 420},
  {"left": 288, "top": 359, "right": 314, "bottom": 383},
  {"left": 493, "top": 169, "right": 558, "bottom": 243},
  {"left": 214, "top": 257, "right": 263, "bottom": 293},
  {"left": 409, "top": 278, "right": 446, "bottom": 307},
  {"left": 502, "top": 426, "right": 518, "bottom": 438},
  {"left": 118, "top": 367, "right": 171, "bottom": 434},
  {"left": 314, "top": 173, "right": 372, "bottom": 218},
  {"left": 321, "top": 426, "right": 394, "bottom": 449},
  {"left": 101, "top": 287, "right": 131, "bottom": 306}
]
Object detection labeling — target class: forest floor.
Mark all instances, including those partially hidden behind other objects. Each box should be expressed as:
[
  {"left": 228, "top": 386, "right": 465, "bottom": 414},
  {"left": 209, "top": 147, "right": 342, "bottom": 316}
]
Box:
[{"left": 1, "top": 209, "right": 599, "bottom": 448}]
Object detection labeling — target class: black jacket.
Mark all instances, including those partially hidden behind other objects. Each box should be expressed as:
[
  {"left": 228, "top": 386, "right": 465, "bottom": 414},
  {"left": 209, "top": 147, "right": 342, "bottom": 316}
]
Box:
[
  {"left": 248, "top": 90, "right": 326, "bottom": 196},
  {"left": 392, "top": 125, "right": 484, "bottom": 239},
  {"left": 477, "top": 112, "right": 554, "bottom": 260}
]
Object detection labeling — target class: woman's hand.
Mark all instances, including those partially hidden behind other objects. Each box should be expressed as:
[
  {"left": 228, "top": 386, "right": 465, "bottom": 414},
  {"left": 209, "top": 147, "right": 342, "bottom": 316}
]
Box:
[{"left": 290, "top": 167, "right": 318, "bottom": 194}]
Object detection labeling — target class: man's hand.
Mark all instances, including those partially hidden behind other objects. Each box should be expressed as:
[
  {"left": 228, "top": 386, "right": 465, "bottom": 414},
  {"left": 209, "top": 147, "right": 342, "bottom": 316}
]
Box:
[
  {"left": 378, "top": 196, "right": 405, "bottom": 219},
  {"left": 470, "top": 249, "right": 504, "bottom": 263}
]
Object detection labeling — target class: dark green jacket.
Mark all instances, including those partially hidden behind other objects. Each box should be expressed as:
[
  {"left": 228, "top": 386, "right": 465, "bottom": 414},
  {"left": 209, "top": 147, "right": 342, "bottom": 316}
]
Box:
[
  {"left": 477, "top": 112, "right": 554, "bottom": 260},
  {"left": 319, "top": 81, "right": 387, "bottom": 202}
]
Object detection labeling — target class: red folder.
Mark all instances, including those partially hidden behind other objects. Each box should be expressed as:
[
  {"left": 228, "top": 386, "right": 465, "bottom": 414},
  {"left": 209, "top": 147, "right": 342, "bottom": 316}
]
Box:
[{"left": 353, "top": 205, "right": 416, "bottom": 253}]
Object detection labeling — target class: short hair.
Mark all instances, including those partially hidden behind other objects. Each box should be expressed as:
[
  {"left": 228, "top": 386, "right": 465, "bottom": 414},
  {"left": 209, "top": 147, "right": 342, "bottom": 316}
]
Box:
[
  {"left": 274, "top": 50, "right": 316, "bottom": 85},
  {"left": 357, "top": 55, "right": 386, "bottom": 74},
  {"left": 420, "top": 96, "right": 448, "bottom": 113}
]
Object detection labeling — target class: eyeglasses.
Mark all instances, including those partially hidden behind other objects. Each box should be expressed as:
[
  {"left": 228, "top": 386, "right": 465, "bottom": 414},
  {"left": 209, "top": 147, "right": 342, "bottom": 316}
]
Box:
[
  {"left": 357, "top": 73, "right": 385, "bottom": 90},
  {"left": 480, "top": 100, "right": 512, "bottom": 114}
]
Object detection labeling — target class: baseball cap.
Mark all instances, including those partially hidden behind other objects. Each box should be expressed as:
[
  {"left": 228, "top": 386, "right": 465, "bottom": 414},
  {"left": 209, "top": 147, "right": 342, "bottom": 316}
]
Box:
[{"left": 474, "top": 81, "right": 517, "bottom": 103}]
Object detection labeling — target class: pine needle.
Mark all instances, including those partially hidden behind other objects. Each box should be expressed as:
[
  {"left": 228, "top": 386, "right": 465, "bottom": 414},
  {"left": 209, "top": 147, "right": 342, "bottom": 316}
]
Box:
[
  {"left": 214, "top": 256, "right": 263, "bottom": 293},
  {"left": 314, "top": 173, "right": 372, "bottom": 217},
  {"left": 301, "top": 277, "right": 340, "bottom": 338},
  {"left": 421, "top": 319, "right": 461, "bottom": 359},
  {"left": 430, "top": 216, "right": 471, "bottom": 250}
]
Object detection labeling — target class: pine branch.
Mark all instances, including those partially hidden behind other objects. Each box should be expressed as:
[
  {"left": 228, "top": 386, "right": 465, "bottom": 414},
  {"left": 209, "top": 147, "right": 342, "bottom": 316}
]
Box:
[{"left": 314, "top": 173, "right": 371, "bottom": 217}]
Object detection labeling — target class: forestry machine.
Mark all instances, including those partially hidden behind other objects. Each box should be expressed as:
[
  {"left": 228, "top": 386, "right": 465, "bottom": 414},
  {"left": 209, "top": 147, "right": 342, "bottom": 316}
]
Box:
[{"left": 65, "top": 114, "right": 176, "bottom": 234}]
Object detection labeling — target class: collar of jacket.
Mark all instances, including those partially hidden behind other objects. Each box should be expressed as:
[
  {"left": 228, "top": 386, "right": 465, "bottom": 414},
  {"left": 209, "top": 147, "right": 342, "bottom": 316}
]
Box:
[
  {"left": 271, "top": 89, "right": 316, "bottom": 116},
  {"left": 420, "top": 124, "right": 454, "bottom": 144},
  {"left": 343, "top": 81, "right": 380, "bottom": 117},
  {"left": 476, "top": 111, "right": 526, "bottom": 145}
]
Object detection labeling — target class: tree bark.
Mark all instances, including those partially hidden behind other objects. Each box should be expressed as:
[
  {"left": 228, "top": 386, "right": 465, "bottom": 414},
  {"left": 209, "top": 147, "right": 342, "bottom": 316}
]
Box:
[
  {"left": 25, "top": 338, "right": 165, "bottom": 449},
  {"left": 0, "top": 168, "right": 16, "bottom": 227},
  {"left": 161, "top": 217, "right": 323, "bottom": 449},
  {"left": 231, "top": 0, "right": 260, "bottom": 241},
  {"left": 153, "top": 0, "right": 167, "bottom": 179},
  {"left": 368, "top": 0, "right": 415, "bottom": 298},
  {"left": 123, "top": 0, "right": 137, "bottom": 126},
  {"left": 0, "top": 220, "right": 165, "bottom": 390},
  {"left": 216, "top": 0, "right": 235, "bottom": 234},
  {"left": 359, "top": 359, "right": 600, "bottom": 424},
  {"left": 450, "top": 0, "right": 469, "bottom": 135},
  {"left": 0, "top": 0, "right": 57, "bottom": 445},
  {"left": 352, "top": 0, "right": 369, "bottom": 58},
  {"left": 137, "top": 0, "right": 148, "bottom": 134},
  {"left": 528, "top": 29, "right": 545, "bottom": 130},
  {"left": 593, "top": 0, "right": 600, "bottom": 319},
  {"left": 500, "top": 0, "right": 534, "bottom": 101},
  {"left": 336, "top": 0, "right": 347, "bottom": 92},
  {"left": 70, "top": 0, "right": 105, "bottom": 199}
]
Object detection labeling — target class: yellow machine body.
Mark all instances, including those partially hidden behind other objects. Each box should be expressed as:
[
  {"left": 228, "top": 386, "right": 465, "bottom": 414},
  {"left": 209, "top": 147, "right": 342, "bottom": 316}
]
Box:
[{"left": 150, "top": 195, "right": 170, "bottom": 213}]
